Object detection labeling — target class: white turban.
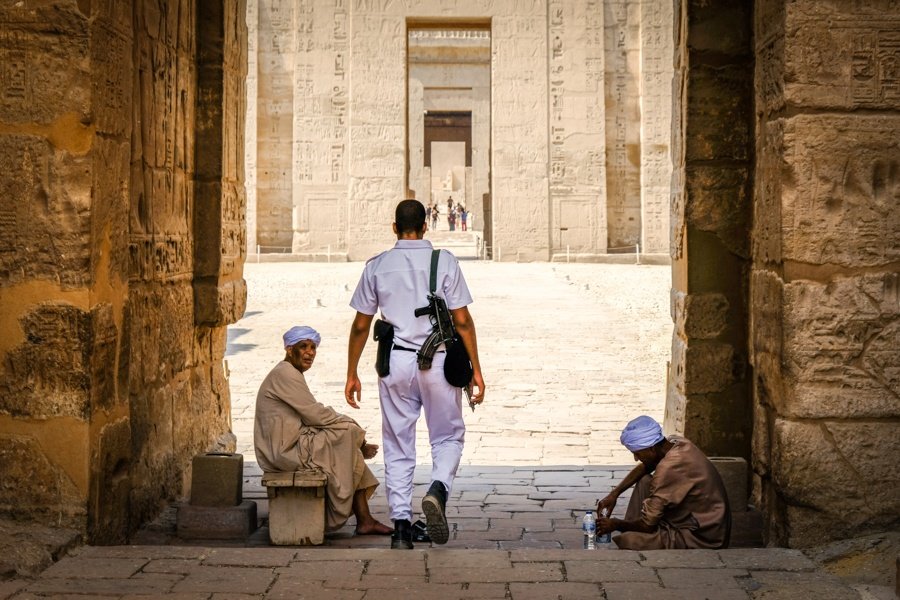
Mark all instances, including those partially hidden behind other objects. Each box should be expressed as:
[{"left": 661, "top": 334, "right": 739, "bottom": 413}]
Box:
[
  {"left": 283, "top": 326, "right": 321, "bottom": 349},
  {"left": 620, "top": 415, "right": 665, "bottom": 452}
]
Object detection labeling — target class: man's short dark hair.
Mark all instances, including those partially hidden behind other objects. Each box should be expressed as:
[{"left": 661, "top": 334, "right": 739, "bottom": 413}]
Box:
[{"left": 395, "top": 199, "right": 426, "bottom": 234}]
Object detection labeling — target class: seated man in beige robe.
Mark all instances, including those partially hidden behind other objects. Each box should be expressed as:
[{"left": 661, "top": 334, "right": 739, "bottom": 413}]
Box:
[
  {"left": 596, "top": 415, "right": 731, "bottom": 550},
  {"left": 254, "top": 325, "right": 392, "bottom": 535}
]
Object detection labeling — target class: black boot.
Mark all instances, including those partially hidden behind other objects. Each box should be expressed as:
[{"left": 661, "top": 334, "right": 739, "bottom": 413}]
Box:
[
  {"left": 422, "top": 481, "right": 449, "bottom": 545},
  {"left": 390, "top": 519, "right": 414, "bottom": 550}
]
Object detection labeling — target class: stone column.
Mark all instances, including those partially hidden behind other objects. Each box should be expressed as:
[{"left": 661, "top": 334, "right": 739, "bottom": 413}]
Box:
[
  {"left": 639, "top": 0, "right": 674, "bottom": 255},
  {"left": 604, "top": 0, "right": 642, "bottom": 250},
  {"left": 491, "top": 9, "right": 550, "bottom": 261},
  {"left": 245, "top": 0, "right": 258, "bottom": 254},
  {"left": 548, "top": 0, "right": 607, "bottom": 257},
  {"left": 255, "top": 0, "right": 294, "bottom": 250},
  {"left": 666, "top": 1, "right": 754, "bottom": 459},
  {"left": 752, "top": 0, "right": 900, "bottom": 547}
]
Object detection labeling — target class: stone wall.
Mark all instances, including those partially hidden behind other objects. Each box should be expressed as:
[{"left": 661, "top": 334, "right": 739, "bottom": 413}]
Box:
[
  {"left": 0, "top": 0, "right": 247, "bottom": 543},
  {"left": 246, "top": 0, "right": 673, "bottom": 261},
  {"left": 666, "top": 0, "right": 754, "bottom": 460},
  {"left": 751, "top": 0, "right": 900, "bottom": 547}
]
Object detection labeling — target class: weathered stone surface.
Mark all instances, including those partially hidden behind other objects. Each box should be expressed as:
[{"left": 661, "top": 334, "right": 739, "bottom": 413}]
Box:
[
  {"left": 778, "top": 274, "right": 899, "bottom": 419},
  {"left": 685, "top": 165, "right": 752, "bottom": 257},
  {"left": 671, "top": 336, "right": 735, "bottom": 395},
  {"left": 710, "top": 456, "right": 748, "bottom": 512},
  {"left": 190, "top": 453, "right": 243, "bottom": 507},
  {"left": 90, "top": 417, "right": 132, "bottom": 544},
  {"left": 0, "top": 4, "right": 91, "bottom": 125},
  {"left": 176, "top": 500, "right": 257, "bottom": 540},
  {"left": 780, "top": 115, "right": 900, "bottom": 267},
  {"left": 769, "top": 419, "right": 900, "bottom": 546},
  {"left": 685, "top": 64, "right": 753, "bottom": 163},
  {"left": 0, "top": 303, "right": 92, "bottom": 420},
  {"left": 672, "top": 290, "right": 730, "bottom": 340},
  {"left": 782, "top": 1, "right": 900, "bottom": 110},
  {"left": 0, "top": 434, "right": 85, "bottom": 526},
  {"left": 0, "top": 134, "right": 93, "bottom": 289}
]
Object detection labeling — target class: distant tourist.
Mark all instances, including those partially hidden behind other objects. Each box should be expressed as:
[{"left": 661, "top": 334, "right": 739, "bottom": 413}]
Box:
[
  {"left": 431, "top": 205, "right": 439, "bottom": 230},
  {"left": 596, "top": 416, "right": 731, "bottom": 549},
  {"left": 448, "top": 208, "right": 456, "bottom": 231},
  {"left": 254, "top": 326, "right": 392, "bottom": 537},
  {"left": 459, "top": 206, "right": 468, "bottom": 231}
]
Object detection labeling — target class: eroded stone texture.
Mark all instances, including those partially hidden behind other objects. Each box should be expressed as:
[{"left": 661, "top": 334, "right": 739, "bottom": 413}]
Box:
[
  {"left": 0, "top": 0, "right": 246, "bottom": 543},
  {"left": 780, "top": 115, "right": 900, "bottom": 268},
  {"left": 0, "top": 434, "right": 85, "bottom": 528},
  {"left": 752, "top": 0, "right": 900, "bottom": 547},
  {"left": 0, "top": 303, "right": 93, "bottom": 420},
  {"left": 770, "top": 419, "right": 900, "bottom": 547}
]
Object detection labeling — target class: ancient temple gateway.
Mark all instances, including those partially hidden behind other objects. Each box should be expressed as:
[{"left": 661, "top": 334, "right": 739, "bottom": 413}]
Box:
[
  {"left": 245, "top": 0, "right": 673, "bottom": 261},
  {"left": 0, "top": 0, "right": 897, "bottom": 551}
]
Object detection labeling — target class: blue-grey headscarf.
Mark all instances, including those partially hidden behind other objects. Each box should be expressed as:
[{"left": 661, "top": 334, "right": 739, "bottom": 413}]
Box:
[
  {"left": 282, "top": 326, "right": 321, "bottom": 349},
  {"left": 620, "top": 415, "right": 665, "bottom": 452}
]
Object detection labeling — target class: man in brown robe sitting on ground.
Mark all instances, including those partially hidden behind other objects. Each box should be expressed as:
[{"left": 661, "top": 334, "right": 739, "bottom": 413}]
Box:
[
  {"left": 596, "top": 415, "right": 731, "bottom": 550},
  {"left": 254, "top": 325, "right": 392, "bottom": 536}
]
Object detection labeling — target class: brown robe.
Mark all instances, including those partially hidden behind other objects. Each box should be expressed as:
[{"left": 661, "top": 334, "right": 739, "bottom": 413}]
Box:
[
  {"left": 254, "top": 360, "right": 379, "bottom": 531},
  {"left": 615, "top": 435, "right": 731, "bottom": 550}
]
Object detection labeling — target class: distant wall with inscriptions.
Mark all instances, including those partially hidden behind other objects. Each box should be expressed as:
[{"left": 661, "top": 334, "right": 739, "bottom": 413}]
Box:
[
  {"left": 0, "top": 0, "right": 247, "bottom": 542},
  {"left": 246, "top": 0, "right": 673, "bottom": 261}
]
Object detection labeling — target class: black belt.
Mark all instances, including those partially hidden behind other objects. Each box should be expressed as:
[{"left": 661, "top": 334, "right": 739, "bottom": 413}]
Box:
[{"left": 393, "top": 344, "right": 444, "bottom": 353}]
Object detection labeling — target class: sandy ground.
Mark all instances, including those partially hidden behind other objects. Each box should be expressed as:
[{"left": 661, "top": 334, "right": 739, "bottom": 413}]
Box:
[{"left": 226, "top": 255, "right": 672, "bottom": 467}]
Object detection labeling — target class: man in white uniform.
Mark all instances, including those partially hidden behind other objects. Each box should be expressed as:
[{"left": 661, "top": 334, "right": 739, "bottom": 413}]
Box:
[{"left": 345, "top": 199, "right": 486, "bottom": 549}]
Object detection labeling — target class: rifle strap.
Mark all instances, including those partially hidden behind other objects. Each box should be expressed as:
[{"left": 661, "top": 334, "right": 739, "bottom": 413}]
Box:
[{"left": 429, "top": 249, "right": 440, "bottom": 294}]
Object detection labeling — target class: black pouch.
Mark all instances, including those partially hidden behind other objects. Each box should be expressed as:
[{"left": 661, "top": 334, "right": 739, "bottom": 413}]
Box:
[
  {"left": 373, "top": 319, "right": 394, "bottom": 377},
  {"left": 443, "top": 334, "right": 473, "bottom": 387}
]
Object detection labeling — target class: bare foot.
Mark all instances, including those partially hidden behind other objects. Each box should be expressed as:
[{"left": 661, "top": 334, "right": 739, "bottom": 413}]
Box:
[{"left": 355, "top": 520, "right": 393, "bottom": 536}]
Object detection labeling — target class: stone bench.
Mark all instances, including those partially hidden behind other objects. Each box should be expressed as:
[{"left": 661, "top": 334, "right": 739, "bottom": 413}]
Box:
[{"left": 262, "top": 469, "right": 328, "bottom": 546}]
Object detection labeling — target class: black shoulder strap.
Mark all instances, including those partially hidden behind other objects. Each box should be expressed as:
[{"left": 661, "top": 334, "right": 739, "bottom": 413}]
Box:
[{"left": 429, "top": 249, "right": 440, "bottom": 293}]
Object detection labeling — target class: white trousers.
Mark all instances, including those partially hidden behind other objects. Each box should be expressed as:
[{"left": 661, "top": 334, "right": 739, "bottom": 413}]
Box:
[{"left": 378, "top": 350, "right": 465, "bottom": 522}]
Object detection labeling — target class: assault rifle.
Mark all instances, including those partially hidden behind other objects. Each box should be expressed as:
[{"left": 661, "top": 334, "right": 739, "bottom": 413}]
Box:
[{"left": 414, "top": 293, "right": 454, "bottom": 370}]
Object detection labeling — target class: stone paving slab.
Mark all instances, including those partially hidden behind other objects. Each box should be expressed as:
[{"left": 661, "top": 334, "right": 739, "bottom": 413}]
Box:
[{"left": 3, "top": 548, "right": 866, "bottom": 599}]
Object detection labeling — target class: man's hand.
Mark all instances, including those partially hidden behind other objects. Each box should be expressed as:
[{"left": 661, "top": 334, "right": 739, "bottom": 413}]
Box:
[
  {"left": 597, "top": 516, "right": 617, "bottom": 535},
  {"left": 469, "top": 370, "right": 486, "bottom": 405},
  {"left": 361, "top": 442, "right": 379, "bottom": 459},
  {"left": 344, "top": 374, "right": 362, "bottom": 409},
  {"left": 597, "top": 493, "right": 618, "bottom": 518}
]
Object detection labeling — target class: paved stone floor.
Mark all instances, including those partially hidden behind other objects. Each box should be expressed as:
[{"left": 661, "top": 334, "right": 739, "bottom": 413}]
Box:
[{"left": 2, "top": 248, "right": 887, "bottom": 598}]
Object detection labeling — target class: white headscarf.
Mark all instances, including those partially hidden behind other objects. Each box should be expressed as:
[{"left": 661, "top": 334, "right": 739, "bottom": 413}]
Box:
[
  {"left": 283, "top": 325, "right": 321, "bottom": 349},
  {"left": 620, "top": 415, "right": 665, "bottom": 452}
]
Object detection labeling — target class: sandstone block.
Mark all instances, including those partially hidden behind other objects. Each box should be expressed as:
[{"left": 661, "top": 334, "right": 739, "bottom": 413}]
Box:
[
  {"left": 784, "top": 1, "right": 900, "bottom": 110},
  {"left": 190, "top": 453, "right": 243, "bottom": 507},
  {"left": 263, "top": 470, "right": 327, "bottom": 546},
  {"left": 673, "top": 290, "right": 730, "bottom": 340},
  {"left": 176, "top": 500, "right": 257, "bottom": 541},
  {"left": 671, "top": 337, "right": 735, "bottom": 395},
  {"left": 0, "top": 434, "right": 84, "bottom": 527},
  {"left": 0, "top": 303, "right": 92, "bottom": 420},
  {"left": 781, "top": 274, "right": 900, "bottom": 419},
  {"left": 686, "top": 65, "right": 752, "bottom": 163},
  {"left": 780, "top": 115, "right": 900, "bottom": 267},
  {"left": 709, "top": 457, "right": 748, "bottom": 512},
  {"left": 769, "top": 419, "right": 900, "bottom": 546},
  {"left": 685, "top": 165, "right": 751, "bottom": 256}
]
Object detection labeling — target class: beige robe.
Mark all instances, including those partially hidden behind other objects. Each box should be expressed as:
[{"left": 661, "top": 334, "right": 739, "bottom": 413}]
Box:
[
  {"left": 615, "top": 435, "right": 731, "bottom": 550},
  {"left": 254, "top": 361, "right": 379, "bottom": 531}
]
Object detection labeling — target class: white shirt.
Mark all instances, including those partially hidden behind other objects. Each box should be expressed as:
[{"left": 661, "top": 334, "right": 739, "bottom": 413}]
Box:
[{"left": 350, "top": 239, "right": 473, "bottom": 348}]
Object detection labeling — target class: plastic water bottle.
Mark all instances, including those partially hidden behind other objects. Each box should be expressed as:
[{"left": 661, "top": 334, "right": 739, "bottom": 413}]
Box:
[
  {"left": 597, "top": 527, "right": 612, "bottom": 544},
  {"left": 582, "top": 511, "right": 596, "bottom": 549}
]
